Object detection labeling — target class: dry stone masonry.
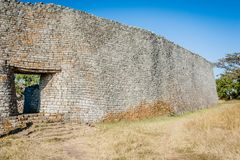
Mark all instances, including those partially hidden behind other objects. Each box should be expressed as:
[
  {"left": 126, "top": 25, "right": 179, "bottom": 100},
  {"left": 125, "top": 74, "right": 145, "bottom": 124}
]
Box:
[{"left": 0, "top": 0, "right": 218, "bottom": 123}]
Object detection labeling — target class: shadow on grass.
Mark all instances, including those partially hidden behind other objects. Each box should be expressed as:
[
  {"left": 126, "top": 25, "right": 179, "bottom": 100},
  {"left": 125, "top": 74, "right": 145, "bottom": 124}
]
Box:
[{"left": 0, "top": 122, "right": 33, "bottom": 138}]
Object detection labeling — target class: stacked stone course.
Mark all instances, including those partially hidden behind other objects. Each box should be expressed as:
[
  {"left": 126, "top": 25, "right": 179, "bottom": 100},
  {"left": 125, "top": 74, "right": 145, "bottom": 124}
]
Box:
[
  {"left": 0, "top": 113, "right": 64, "bottom": 137},
  {"left": 0, "top": 0, "right": 218, "bottom": 123},
  {"left": 0, "top": 63, "right": 18, "bottom": 117}
]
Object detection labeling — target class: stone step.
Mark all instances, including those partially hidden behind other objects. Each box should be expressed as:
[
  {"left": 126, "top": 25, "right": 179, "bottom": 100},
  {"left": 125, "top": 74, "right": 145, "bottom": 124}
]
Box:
[{"left": 0, "top": 113, "right": 66, "bottom": 137}]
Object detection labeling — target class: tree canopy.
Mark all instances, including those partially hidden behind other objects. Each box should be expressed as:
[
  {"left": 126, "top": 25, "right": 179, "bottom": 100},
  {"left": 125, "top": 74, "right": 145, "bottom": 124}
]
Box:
[
  {"left": 216, "top": 53, "right": 240, "bottom": 79},
  {"left": 216, "top": 53, "right": 240, "bottom": 100}
]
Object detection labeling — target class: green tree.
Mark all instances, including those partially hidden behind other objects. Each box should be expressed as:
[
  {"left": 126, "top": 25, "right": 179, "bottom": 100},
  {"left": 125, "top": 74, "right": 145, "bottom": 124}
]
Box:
[
  {"left": 216, "top": 76, "right": 240, "bottom": 100},
  {"left": 216, "top": 53, "right": 240, "bottom": 100},
  {"left": 216, "top": 52, "right": 240, "bottom": 79}
]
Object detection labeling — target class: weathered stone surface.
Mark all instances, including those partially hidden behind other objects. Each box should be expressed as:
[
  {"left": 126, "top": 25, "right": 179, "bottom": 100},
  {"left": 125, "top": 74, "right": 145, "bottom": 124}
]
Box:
[
  {"left": 0, "top": 0, "right": 218, "bottom": 122},
  {"left": 0, "top": 63, "right": 18, "bottom": 117}
]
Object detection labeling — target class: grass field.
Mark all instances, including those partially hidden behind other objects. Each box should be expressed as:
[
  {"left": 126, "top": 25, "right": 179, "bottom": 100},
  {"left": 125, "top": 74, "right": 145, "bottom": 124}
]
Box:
[{"left": 0, "top": 100, "right": 240, "bottom": 160}]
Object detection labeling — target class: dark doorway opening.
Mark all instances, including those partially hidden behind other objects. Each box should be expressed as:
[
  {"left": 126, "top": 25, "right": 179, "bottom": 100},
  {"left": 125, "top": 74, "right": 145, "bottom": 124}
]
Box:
[{"left": 14, "top": 74, "right": 41, "bottom": 114}]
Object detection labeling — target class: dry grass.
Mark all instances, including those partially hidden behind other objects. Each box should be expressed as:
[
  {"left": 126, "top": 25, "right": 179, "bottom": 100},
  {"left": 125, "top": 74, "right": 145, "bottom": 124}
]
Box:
[
  {"left": 103, "top": 100, "right": 173, "bottom": 122},
  {"left": 0, "top": 100, "right": 239, "bottom": 160},
  {"left": 182, "top": 100, "right": 240, "bottom": 160}
]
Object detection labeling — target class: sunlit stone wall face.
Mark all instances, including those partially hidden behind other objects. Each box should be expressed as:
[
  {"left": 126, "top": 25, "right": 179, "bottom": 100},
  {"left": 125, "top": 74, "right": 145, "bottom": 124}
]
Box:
[
  {"left": 0, "top": 63, "right": 17, "bottom": 118},
  {"left": 0, "top": 0, "right": 218, "bottom": 122}
]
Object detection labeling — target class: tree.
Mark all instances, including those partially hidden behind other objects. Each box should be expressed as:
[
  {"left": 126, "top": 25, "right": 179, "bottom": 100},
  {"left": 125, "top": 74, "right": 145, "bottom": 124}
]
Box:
[
  {"left": 216, "top": 53, "right": 240, "bottom": 100},
  {"left": 216, "top": 53, "right": 240, "bottom": 79},
  {"left": 216, "top": 76, "right": 240, "bottom": 100}
]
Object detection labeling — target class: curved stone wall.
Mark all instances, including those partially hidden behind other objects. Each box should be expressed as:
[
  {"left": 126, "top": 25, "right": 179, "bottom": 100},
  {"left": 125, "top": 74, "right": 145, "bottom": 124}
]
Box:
[
  {"left": 0, "top": 0, "right": 218, "bottom": 122},
  {"left": 0, "top": 63, "right": 17, "bottom": 117}
]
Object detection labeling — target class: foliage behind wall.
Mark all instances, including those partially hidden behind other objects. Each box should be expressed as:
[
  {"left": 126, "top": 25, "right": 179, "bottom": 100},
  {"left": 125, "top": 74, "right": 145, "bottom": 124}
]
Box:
[
  {"left": 15, "top": 74, "right": 40, "bottom": 100},
  {"left": 216, "top": 53, "right": 240, "bottom": 100}
]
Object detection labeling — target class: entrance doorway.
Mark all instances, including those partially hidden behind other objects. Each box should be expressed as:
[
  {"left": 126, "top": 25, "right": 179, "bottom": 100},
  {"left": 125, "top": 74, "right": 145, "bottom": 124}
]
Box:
[{"left": 14, "top": 74, "right": 40, "bottom": 114}]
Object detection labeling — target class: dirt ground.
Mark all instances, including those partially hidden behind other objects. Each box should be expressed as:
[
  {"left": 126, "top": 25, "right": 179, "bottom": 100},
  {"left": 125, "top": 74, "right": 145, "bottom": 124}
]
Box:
[{"left": 0, "top": 100, "right": 240, "bottom": 160}]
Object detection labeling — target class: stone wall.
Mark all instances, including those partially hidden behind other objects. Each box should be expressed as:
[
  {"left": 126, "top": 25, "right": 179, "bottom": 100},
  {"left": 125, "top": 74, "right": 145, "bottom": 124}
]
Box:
[
  {"left": 0, "top": 63, "right": 18, "bottom": 117},
  {"left": 0, "top": 0, "right": 218, "bottom": 122}
]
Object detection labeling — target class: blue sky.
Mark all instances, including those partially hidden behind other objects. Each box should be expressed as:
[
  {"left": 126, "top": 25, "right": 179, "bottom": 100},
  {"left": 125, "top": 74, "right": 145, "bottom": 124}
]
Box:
[{"left": 20, "top": 0, "right": 240, "bottom": 77}]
